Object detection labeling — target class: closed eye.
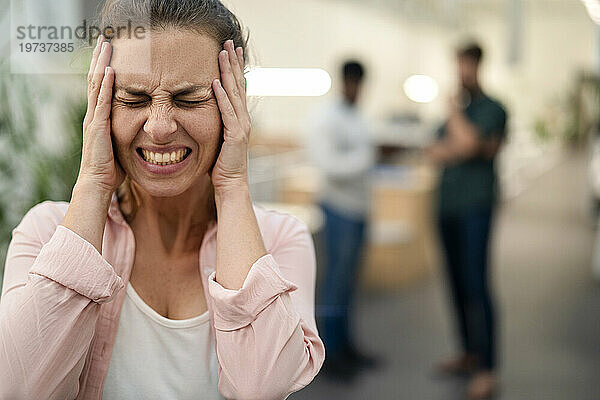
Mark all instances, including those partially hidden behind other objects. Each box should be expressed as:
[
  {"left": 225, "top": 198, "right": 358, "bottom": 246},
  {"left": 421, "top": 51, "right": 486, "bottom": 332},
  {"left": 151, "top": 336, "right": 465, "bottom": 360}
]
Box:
[
  {"left": 177, "top": 100, "right": 204, "bottom": 105},
  {"left": 117, "top": 97, "right": 150, "bottom": 107},
  {"left": 175, "top": 99, "right": 212, "bottom": 107},
  {"left": 122, "top": 100, "right": 148, "bottom": 107}
]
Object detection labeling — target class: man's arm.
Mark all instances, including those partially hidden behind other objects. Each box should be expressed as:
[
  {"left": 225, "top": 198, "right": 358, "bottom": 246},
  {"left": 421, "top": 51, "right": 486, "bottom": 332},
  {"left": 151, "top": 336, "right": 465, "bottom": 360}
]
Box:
[
  {"left": 428, "top": 102, "right": 505, "bottom": 164},
  {"left": 445, "top": 108, "right": 481, "bottom": 159}
]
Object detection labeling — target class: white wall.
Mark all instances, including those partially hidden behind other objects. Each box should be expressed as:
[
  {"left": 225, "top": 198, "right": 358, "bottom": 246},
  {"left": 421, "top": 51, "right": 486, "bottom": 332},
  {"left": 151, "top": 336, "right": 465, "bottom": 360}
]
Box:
[
  {"left": 225, "top": 0, "right": 406, "bottom": 137},
  {"left": 225, "top": 0, "right": 598, "bottom": 144}
]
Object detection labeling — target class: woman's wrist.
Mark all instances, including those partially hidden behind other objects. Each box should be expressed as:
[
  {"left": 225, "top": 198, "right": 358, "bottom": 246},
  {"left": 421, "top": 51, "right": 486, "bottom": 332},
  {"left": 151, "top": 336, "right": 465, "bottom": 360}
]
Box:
[
  {"left": 61, "top": 180, "right": 113, "bottom": 254},
  {"left": 214, "top": 179, "right": 250, "bottom": 201},
  {"left": 73, "top": 179, "right": 113, "bottom": 204},
  {"left": 214, "top": 182, "right": 251, "bottom": 209}
]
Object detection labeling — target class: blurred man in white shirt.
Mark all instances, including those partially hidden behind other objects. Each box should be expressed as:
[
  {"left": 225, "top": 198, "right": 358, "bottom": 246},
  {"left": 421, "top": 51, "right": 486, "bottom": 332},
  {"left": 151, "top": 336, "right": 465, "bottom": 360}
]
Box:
[{"left": 305, "top": 61, "right": 379, "bottom": 381}]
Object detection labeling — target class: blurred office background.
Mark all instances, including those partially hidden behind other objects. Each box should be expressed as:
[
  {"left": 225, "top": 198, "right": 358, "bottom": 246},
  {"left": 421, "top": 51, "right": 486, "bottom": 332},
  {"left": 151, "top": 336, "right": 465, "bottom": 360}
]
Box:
[{"left": 1, "top": 0, "right": 600, "bottom": 399}]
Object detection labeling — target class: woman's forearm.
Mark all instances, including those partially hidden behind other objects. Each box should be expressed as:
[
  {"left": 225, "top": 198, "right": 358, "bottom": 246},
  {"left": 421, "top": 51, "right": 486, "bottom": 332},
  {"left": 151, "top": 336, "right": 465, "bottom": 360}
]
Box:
[
  {"left": 214, "top": 185, "right": 267, "bottom": 290},
  {"left": 207, "top": 210, "right": 325, "bottom": 399},
  {"left": 61, "top": 181, "right": 112, "bottom": 254}
]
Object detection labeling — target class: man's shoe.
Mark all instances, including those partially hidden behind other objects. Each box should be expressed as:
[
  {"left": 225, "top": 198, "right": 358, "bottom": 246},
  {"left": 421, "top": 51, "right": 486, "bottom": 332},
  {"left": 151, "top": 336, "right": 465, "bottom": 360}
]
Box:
[
  {"left": 467, "top": 371, "right": 499, "bottom": 400},
  {"left": 320, "top": 354, "right": 358, "bottom": 383},
  {"left": 341, "top": 343, "right": 382, "bottom": 370}
]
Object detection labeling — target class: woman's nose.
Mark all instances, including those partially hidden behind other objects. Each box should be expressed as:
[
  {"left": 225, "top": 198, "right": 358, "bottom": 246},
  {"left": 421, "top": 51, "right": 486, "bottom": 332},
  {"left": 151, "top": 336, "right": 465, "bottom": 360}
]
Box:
[{"left": 143, "top": 106, "right": 177, "bottom": 141}]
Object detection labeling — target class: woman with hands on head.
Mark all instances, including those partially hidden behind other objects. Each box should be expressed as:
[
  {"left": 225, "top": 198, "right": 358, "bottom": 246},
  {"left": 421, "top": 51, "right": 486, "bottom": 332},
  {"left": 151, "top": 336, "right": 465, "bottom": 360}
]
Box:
[{"left": 0, "top": 1, "right": 325, "bottom": 399}]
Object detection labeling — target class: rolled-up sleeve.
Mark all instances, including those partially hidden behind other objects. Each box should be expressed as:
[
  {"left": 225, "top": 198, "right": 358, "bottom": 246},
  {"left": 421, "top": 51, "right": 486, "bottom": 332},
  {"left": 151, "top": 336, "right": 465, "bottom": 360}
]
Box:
[
  {"left": 207, "top": 215, "right": 325, "bottom": 400},
  {"left": 29, "top": 225, "right": 124, "bottom": 303},
  {"left": 208, "top": 254, "right": 298, "bottom": 331},
  {"left": 0, "top": 203, "right": 124, "bottom": 400}
]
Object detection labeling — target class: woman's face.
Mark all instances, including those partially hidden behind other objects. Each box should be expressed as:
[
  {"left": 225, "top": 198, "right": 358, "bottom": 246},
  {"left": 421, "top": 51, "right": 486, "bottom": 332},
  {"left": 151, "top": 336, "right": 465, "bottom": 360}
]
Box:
[{"left": 109, "top": 29, "right": 222, "bottom": 197}]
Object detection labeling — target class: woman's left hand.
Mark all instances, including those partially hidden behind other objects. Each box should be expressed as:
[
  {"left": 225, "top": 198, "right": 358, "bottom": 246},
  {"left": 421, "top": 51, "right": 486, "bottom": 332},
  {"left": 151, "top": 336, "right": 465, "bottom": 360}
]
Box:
[{"left": 211, "top": 39, "right": 251, "bottom": 194}]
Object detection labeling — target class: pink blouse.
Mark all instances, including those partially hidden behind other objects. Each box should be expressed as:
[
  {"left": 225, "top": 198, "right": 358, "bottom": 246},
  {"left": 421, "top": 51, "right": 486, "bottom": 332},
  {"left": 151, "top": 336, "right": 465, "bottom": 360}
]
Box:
[{"left": 0, "top": 192, "right": 325, "bottom": 400}]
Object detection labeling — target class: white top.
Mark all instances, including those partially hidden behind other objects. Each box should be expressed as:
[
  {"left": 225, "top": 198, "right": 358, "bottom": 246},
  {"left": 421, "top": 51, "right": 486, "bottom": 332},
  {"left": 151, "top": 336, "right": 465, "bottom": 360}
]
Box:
[
  {"left": 305, "top": 97, "right": 376, "bottom": 219},
  {"left": 102, "top": 282, "right": 224, "bottom": 400}
]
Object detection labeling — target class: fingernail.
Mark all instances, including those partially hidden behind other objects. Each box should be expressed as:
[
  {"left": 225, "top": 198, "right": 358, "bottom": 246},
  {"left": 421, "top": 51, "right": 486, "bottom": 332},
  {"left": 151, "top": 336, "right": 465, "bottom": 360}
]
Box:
[
  {"left": 97, "top": 35, "right": 102, "bottom": 45},
  {"left": 105, "top": 66, "right": 110, "bottom": 74},
  {"left": 102, "top": 42, "right": 108, "bottom": 52}
]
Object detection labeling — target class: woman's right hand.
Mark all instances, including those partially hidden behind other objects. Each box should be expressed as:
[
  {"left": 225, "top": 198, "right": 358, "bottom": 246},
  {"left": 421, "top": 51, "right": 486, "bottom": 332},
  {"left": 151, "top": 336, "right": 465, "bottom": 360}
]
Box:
[
  {"left": 61, "top": 35, "right": 124, "bottom": 253},
  {"left": 77, "top": 35, "right": 124, "bottom": 194}
]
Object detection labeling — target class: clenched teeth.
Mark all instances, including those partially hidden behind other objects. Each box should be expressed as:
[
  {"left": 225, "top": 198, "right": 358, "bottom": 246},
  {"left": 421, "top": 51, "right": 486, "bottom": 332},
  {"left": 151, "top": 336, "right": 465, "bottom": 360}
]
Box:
[{"left": 141, "top": 148, "right": 189, "bottom": 165}]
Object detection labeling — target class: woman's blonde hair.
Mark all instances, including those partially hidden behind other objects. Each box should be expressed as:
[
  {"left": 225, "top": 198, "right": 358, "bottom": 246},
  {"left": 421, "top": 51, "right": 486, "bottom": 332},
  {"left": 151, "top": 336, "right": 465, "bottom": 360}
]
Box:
[{"left": 98, "top": 0, "right": 249, "bottom": 222}]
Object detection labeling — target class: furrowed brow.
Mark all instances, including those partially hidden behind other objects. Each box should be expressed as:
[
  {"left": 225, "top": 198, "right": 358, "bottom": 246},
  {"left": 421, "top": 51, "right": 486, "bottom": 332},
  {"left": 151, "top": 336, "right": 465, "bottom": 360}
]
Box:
[{"left": 114, "top": 84, "right": 213, "bottom": 97}]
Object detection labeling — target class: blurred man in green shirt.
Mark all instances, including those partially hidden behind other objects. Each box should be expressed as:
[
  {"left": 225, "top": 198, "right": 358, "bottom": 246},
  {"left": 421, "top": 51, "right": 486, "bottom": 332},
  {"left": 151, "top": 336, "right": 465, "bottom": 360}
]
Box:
[{"left": 428, "top": 43, "right": 507, "bottom": 400}]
